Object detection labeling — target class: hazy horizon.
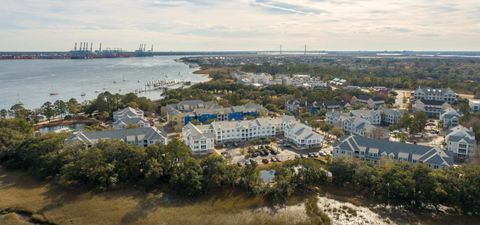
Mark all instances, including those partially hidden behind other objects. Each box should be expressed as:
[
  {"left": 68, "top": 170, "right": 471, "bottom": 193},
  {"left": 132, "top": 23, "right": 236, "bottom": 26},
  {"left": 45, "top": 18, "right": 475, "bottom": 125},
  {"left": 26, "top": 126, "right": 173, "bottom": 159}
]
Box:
[{"left": 1, "top": 0, "right": 480, "bottom": 51}]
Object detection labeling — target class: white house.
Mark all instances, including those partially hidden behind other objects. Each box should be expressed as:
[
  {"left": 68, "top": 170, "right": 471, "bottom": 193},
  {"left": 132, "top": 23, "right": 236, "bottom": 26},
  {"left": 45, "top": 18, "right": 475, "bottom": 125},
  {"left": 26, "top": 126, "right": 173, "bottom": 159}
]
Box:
[
  {"left": 112, "top": 107, "right": 150, "bottom": 129},
  {"left": 440, "top": 108, "right": 462, "bottom": 129},
  {"left": 113, "top": 107, "right": 145, "bottom": 121},
  {"left": 411, "top": 87, "right": 457, "bottom": 103},
  {"left": 445, "top": 125, "right": 476, "bottom": 161},
  {"left": 182, "top": 123, "right": 215, "bottom": 154},
  {"left": 469, "top": 99, "right": 480, "bottom": 112},
  {"left": 112, "top": 117, "right": 151, "bottom": 129}
]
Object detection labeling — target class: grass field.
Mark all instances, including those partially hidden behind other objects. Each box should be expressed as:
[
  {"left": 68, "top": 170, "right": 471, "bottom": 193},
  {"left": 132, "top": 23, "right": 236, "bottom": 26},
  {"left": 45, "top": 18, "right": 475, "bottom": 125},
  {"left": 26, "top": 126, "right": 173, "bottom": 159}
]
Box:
[{"left": 0, "top": 166, "right": 311, "bottom": 225}]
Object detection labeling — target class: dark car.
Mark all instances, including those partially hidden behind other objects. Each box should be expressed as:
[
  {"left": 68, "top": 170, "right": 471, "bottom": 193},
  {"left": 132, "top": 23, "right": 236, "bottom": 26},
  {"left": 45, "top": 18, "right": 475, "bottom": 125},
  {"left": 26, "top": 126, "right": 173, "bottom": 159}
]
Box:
[
  {"left": 262, "top": 158, "right": 269, "bottom": 164},
  {"left": 252, "top": 152, "right": 259, "bottom": 157}
]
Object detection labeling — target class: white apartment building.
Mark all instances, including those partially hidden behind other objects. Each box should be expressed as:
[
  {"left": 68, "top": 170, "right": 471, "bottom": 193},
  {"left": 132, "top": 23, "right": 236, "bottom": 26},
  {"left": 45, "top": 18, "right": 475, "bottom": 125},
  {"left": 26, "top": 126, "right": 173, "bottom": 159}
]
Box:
[
  {"left": 283, "top": 120, "right": 324, "bottom": 150},
  {"left": 381, "top": 108, "right": 404, "bottom": 125},
  {"left": 411, "top": 87, "right": 457, "bottom": 103},
  {"left": 445, "top": 125, "right": 476, "bottom": 161},
  {"left": 350, "top": 110, "right": 382, "bottom": 125},
  {"left": 182, "top": 123, "right": 215, "bottom": 154}
]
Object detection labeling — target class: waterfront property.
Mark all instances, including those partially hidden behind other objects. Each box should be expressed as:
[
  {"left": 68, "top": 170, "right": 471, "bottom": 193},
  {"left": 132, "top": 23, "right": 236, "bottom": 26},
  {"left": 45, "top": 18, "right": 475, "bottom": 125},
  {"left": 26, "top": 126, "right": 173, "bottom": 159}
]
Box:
[
  {"left": 181, "top": 115, "right": 322, "bottom": 152},
  {"left": 411, "top": 87, "right": 457, "bottom": 104},
  {"left": 333, "top": 135, "right": 454, "bottom": 168},
  {"left": 113, "top": 107, "right": 145, "bottom": 121},
  {"left": 183, "top": 117, "right": 279, "bottom": 149},
  {"left": 351, "top": 95, "right": 385, "bottom": 109},
  {"left": 163, "top": 100, "right": 266, "bottom": 125},
  {"left": 112, "top": 107, "right": 150, "bottom": 129},
  {"left": 65, "top": 127, "right": 168, "bottom": 147},
  {"left": 182, "top": 123, "right": 215, "bottom": 154},
  {"left": 412, "top": 99, "right": 451, "bottom": 118},
  {"left": 445, "top": 125, "right": 476, "bottom": 161},
  {"left": 440, "top": 108, "right": 461, "bottom": 129}
]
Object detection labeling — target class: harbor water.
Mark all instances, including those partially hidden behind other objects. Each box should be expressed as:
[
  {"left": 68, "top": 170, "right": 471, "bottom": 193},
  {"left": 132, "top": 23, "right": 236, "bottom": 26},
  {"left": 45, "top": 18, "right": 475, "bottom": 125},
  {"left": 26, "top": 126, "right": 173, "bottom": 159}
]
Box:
[{"left": 0, "top": 56, "right": 208, "bottom": 109}]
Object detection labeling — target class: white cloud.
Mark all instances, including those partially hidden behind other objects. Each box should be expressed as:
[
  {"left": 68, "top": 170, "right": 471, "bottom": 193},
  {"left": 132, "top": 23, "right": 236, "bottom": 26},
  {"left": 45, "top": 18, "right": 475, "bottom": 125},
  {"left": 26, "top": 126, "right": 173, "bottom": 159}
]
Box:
[{"left": 0, "top": 0, "right": 479, "bottom": 51}]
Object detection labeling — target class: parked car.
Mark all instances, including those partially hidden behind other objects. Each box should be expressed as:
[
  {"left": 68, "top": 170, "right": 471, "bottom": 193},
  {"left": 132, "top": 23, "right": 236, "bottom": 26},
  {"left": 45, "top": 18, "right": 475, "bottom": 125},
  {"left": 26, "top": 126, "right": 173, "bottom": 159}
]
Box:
[
  {"left": 270, "top": 157, "right": 276, "bottom": 162},
  {"left": 237, "top": 162, "right": 243, "bottom": 167},
  {"left": 262, "top": 158, "right": 269, "bottom": 164},
  {"left": 319, "top": 151, "right": 326, "bottom": 157},
  {"left": 295, "top": 154, "right": 300, "bottom": 159},
  {"left": 252, "top": 152, "right": 259, "bottom": 157}
]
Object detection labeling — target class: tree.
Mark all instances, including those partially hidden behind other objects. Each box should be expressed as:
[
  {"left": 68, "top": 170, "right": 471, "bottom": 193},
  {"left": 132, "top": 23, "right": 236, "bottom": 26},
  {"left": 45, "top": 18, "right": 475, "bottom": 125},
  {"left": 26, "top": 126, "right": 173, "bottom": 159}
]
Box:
[
  {"left": 410, "top": 112, "right": 428, "bottom": 133},
  {"left": 41, "top": 101, "right": 55, "bottom": 120},
  {"left": 54, "top": 100, "right": 67, "bottom": 118},
  {"left": 10, "top": 103, "right": 30, "bottom": 121},
  {"left": 168, "top": 158, "right": 203, "bottom": 196},
  {"left": 330, "top": 127, "right": 344, "bottom": 137},
  {"left": 0, "top": 109, "right": 7, "bottom": 118},
  {"left": 67, "top": 98, "right": 80, "bottom": 115},
  {"left": 330, "top": 157, "right": 356, "bottom": 186}
]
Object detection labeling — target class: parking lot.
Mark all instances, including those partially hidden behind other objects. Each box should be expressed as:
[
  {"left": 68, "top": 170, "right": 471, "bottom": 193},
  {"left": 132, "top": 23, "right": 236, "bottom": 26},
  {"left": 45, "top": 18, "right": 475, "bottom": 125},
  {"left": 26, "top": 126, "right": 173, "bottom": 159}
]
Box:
[{"left": 215, "top": 140, "right": 332, "bottom": 166}]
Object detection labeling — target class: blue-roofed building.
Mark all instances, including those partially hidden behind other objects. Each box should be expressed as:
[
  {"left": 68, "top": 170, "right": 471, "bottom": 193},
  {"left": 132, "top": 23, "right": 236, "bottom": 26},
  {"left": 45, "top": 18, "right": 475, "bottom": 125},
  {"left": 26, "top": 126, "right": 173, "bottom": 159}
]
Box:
[{"left": 333, "top": 135, "right": 454, "bottom": 168}]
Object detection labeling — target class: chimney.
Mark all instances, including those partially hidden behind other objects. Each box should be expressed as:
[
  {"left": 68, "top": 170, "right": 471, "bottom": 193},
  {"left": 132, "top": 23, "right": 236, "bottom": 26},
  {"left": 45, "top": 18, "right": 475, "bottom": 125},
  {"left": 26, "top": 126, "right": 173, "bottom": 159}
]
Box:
[{"left": 74, "top": 42, "right": 77, "bottom": 51}]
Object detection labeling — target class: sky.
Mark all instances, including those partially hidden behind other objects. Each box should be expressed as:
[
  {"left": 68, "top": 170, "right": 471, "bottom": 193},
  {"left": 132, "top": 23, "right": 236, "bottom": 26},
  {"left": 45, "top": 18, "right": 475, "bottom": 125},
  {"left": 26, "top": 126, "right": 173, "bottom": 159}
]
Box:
[{"left": 1, "top": 0, "right": 480, "bottom": 51}]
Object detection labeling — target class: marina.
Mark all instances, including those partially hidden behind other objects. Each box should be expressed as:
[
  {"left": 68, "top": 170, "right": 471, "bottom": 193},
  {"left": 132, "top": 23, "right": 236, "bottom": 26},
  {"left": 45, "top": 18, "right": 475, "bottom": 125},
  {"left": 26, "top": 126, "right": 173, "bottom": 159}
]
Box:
[{"left": 0, "top": 56, "right": 209, "bottom": 109}]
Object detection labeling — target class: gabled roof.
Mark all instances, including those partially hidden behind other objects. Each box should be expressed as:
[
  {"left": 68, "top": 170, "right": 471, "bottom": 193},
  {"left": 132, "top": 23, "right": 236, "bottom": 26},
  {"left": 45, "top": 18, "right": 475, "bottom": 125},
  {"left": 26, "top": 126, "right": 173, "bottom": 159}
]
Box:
[
  {"left": 446, "top": 125, "right": 476, "bottom": 144},
  {"left": 113, "top": 117, "right": 149, "bottom": 127},
  {"left": 334, "top": 135, "right": 454, "bottom": 166},
  {"left": 66, "top": 127, "right": 166, "bottom": 145}
]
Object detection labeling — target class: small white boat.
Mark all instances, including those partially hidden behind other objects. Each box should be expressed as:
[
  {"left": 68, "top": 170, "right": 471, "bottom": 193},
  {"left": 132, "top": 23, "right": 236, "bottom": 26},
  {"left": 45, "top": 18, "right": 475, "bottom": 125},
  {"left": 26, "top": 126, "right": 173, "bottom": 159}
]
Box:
[{"left": 81, "top": 92, "right": 86, "bottom": 97}]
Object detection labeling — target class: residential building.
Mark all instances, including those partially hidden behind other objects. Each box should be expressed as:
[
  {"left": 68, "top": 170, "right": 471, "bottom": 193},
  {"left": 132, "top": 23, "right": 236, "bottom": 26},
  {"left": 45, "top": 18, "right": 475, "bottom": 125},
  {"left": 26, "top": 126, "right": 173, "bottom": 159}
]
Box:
[
  {"left": 350, "top": 110, "right": 382, "bottom": 125},
  {"left": 333, "top": 135, "right": 454, "bottom": 168},
  {"left": 412, "top": 99, "right": 451, "bottom": 118},
  {"left": 285, "top": 100, "right": 309, "bottom": 116},
  {"left": 163, "top": 101, "right": 266, "bottom": 125},
  {"left": 351, "top": 95, "right": 385, "bottom": 109},
  {"left": 341, "top": 117, "right": 389, "bottom": 139},
  {"left": 113, "top": 117, "right": 151, "bottom": 129},
  {"left": 112, "top": 107, "right": 150, "bottom": 129},
  {"left": 182, "top": 123, "right": 215, "bottom": 154},
  {"left": 113, "top": 107, "right": 144, "bottom": 121},
  {"left": 370, "top": 86, "right": 390, "bottom": 96},
  {"left": 411, "top": 87, "right": 457, "bottom": 103},
  {"left": 381, "top": 108, "right": 404, "bottom": 125},
  {"left": 207, "top": 118, "right": 279, "bottom": 144},
  {"left": 309, "top": 100, "right": 347, "bottom": 115},
  {"left": 283, "top": 120, "right": 324, "bottom": 150},
  {"left": 445, "top": 125, "right": 476, "bottom": 161},
  {"left": 66, "top": 127, "right": 168, "bottom": 147},
  {"left": 440, "top": 108, "right": 462, "bottom": 129},
  {"left": 469, "top": 99, "right": 480, "bottom": 112}
]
